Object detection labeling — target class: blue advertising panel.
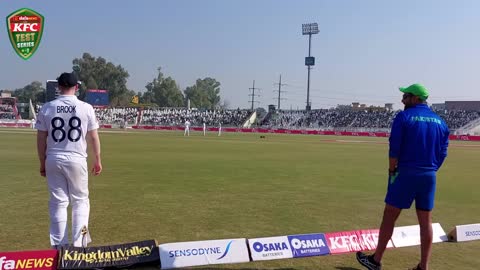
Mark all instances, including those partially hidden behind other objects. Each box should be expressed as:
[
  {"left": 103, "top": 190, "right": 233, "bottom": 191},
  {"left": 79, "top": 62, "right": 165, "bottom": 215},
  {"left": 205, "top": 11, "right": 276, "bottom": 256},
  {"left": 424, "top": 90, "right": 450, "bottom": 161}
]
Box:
[
  {"left": 287, "top": 233, "right": 330, "bottom": 257},
  {"left": 86, "top": 89, "right": 109, "bottom": 106}
]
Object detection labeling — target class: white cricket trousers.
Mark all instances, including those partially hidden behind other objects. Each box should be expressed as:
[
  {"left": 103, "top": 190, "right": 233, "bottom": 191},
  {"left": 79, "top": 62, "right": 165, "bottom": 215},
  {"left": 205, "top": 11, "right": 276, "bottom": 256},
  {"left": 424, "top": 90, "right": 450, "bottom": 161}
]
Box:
[{"left": 46, "top": 155, "right": 91, "bottom": 247}]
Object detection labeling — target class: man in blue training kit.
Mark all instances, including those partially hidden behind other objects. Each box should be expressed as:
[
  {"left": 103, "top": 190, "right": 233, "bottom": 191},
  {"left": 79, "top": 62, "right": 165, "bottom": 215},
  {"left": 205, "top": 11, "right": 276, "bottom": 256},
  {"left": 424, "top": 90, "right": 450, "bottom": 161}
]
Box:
[{"left": 356, "top": 84, "right": 449, "bottom": 270}]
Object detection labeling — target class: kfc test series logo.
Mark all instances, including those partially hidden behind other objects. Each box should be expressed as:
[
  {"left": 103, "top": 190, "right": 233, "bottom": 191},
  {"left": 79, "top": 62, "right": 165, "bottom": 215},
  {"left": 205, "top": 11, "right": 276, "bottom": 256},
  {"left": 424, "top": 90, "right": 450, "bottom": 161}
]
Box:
[{"left": 6, "top": 8, "right": 44, "bottom": 60}]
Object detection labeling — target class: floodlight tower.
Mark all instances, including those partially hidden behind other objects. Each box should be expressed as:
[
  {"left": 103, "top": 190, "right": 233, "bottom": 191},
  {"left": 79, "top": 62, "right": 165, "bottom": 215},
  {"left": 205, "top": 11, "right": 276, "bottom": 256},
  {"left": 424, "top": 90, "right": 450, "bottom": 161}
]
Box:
[{"left": 302, "top": 22, "right": 319, "bottom": 111}]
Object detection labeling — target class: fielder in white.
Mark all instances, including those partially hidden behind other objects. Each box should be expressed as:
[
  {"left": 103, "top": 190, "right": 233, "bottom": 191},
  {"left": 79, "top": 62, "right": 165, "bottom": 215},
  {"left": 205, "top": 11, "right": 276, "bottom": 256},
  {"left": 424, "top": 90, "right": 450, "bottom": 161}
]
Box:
[
  {"left": 218, "top": 122, "right": 222, "bottom": 136},
  {"left": 35, "top": 72, "right": 102, "bottom": 248},
  {"left": 202, "top": 119, "right": 206, "bottom": 136},
  {"left": 184, "top": 119, "right": 191, "bottom": 136}
]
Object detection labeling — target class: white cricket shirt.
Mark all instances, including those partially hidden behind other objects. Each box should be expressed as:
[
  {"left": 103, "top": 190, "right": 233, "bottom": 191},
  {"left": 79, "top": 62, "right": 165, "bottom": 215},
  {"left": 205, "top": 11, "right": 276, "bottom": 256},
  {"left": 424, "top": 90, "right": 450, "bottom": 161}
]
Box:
[{"left": 35, "top": 95, "right": 99, "bottom": 158}]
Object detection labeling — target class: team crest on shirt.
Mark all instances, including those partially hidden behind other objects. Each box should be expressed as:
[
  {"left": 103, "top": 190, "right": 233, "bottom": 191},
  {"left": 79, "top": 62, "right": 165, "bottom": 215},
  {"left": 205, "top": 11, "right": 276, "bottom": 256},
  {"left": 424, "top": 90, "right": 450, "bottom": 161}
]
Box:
[{"left": 6, "top": 8, "right": 44, "bottom": 60}]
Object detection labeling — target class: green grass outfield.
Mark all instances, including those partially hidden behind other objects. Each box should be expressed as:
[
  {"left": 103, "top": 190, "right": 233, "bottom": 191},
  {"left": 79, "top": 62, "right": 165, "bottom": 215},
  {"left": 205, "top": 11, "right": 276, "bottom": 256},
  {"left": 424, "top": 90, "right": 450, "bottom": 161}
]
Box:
[{"left": 1, "top": 128, "right": 479, "bottom": 270}]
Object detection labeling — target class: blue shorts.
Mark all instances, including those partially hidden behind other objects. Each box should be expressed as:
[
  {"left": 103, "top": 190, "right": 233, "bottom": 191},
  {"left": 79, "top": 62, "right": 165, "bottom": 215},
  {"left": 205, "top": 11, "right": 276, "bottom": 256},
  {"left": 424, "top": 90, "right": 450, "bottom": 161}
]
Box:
[{"left": 385, "top": 170, "right": 436, "bottom": 211}]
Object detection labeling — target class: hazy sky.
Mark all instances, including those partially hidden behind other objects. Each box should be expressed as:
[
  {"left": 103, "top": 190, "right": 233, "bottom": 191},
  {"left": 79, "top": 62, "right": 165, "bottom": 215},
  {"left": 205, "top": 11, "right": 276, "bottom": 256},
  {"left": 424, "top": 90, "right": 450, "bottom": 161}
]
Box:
[{"left": 1, "top": 0, "right": 479, "bottom": 110}]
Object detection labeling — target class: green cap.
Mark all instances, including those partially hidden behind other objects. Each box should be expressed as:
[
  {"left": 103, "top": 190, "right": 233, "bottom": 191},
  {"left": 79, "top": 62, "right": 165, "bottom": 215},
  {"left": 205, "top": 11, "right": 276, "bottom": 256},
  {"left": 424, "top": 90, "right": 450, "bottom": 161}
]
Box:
[{"left": 399, "top": 83, "right": 429, "bottom": 100}]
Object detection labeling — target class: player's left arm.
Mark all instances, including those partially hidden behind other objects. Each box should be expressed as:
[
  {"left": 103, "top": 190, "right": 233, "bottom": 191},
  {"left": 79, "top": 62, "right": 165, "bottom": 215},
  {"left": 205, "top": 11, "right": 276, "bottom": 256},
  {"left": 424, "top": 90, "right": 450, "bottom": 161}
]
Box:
[{"left": 36, "top": 130, "right": 48, "bottom": 177}]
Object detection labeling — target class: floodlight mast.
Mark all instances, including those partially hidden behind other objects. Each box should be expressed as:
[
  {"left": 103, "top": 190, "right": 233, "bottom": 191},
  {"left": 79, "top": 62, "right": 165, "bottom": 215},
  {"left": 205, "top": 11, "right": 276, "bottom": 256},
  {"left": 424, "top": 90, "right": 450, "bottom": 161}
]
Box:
[{"left": 302, "top": 23, "right": 319, "bottom": 111}]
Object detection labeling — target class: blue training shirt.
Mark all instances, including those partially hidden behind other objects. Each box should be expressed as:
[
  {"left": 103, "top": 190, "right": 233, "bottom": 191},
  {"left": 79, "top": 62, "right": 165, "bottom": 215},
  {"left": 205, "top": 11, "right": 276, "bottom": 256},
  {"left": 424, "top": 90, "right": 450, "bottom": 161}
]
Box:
[{"left": 389, "top": 104, "right": 449, "bottom": 171}]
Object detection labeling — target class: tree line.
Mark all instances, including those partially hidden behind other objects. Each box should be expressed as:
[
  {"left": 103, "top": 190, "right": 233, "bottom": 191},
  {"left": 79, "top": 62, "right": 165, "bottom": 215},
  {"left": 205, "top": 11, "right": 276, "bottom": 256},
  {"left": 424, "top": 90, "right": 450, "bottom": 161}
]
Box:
[{"left": 9, "top": 53, "right": 225, "bottom": 109}]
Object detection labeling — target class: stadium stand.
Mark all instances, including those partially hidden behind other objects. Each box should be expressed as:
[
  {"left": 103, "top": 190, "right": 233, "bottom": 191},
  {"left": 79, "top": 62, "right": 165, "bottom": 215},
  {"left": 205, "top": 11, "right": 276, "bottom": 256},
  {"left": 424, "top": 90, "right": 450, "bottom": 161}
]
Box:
[
  {"left": 0, "top": 96, "right": 19, "bottom": 120},
  {"left": 434, "top": 110, "right": 480, "bottom": 129},
  {"left": 137, "top": 108, "right": 250, "bottom": 127},
  {"left": 94, "top": 107, "right": 140, "bottom": 126},
  {"left": 260, "top": 108, "right": 480, "bottom": 133},
  {"left": 0, "top": 104, "right": 16, "bottom": 119},
  {"left": 5, "top": 99, "right": 480, "bottom": 134},
  {"left": 91, "top": 107, "right": 251, "bottom": 127}
]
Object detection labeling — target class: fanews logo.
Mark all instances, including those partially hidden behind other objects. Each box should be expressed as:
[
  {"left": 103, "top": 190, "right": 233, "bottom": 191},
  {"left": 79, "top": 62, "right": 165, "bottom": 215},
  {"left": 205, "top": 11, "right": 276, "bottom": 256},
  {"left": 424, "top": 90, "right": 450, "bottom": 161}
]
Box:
[
  {"left": 168, "top": 240, "right": 233, "bottom": 260},
  {"left": 0, "top": 256, "right": 54, "bottom": 269}
]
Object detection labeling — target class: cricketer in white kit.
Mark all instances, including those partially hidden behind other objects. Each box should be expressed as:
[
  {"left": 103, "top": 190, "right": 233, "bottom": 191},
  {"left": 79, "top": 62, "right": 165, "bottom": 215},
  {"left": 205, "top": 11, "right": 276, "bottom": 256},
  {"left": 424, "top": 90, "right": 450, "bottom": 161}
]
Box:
[
  {"left": 35, "top": 72, "right": 102, "bottom": 248},
  {"left": 184, "top": 120, "right": 191, "bottom": 136}
]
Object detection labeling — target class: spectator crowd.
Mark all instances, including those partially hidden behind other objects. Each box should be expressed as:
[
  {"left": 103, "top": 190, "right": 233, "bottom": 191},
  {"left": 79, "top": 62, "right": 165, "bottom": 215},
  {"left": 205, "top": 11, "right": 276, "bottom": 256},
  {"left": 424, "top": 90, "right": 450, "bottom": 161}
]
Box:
[
  {"left": 19, "top": 104, "right": 480, "bottom": 132},
  {"left": 95, "top": 107, "right": 139, "bottom": 126},
  {"left": 261, "top": 108, "right": 480, "bottom": 131},
  {"left": 91, "top": 107, "right": 250, "bottom": 127},
  {"left": 140, "top": 108, "right": 249, "bottom": 127},
  {"left": 0, "top": 104, "right": 16, "bottom": 119},
  {"left": 434, "top": 110, "right": 480, "bottom": 129}
]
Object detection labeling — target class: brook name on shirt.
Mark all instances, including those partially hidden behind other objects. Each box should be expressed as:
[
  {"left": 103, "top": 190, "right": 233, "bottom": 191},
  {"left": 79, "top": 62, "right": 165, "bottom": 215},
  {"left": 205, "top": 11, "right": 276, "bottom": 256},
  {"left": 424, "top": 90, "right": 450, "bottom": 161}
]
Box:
[{"left": 57, "top": 106, "right": 76, "bottom": 113}]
